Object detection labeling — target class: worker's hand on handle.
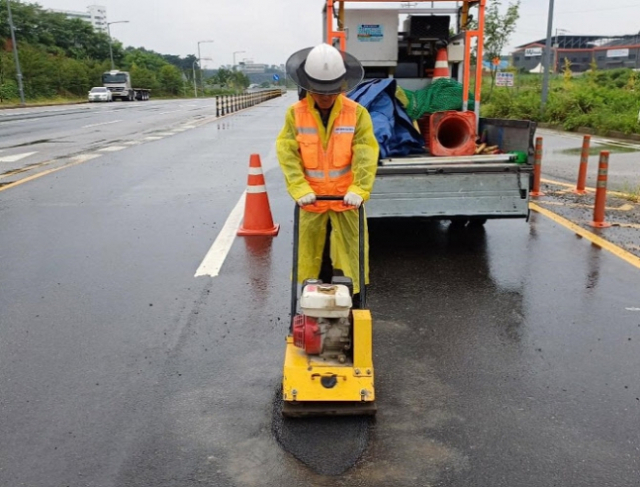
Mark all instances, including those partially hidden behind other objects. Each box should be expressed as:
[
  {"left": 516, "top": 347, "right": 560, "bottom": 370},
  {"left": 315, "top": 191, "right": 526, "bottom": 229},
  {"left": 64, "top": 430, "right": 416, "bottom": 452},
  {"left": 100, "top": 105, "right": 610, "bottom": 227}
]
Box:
[
  {"left": 297, "top": 193, "right": 316, "bottom": 207},
  {"left": 343, "top": 192, "right": 363, "bottom": 208}
]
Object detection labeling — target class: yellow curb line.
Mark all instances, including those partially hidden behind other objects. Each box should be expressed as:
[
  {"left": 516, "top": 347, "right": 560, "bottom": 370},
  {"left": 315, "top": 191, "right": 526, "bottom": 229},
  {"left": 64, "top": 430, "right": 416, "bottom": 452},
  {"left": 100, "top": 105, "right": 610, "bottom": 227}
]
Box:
[
  {"left": 540, "top": 177, "right": 629, "bottom": 198},
  {"left": 535, "top": 200, "right": 633, "bottom": 211},
  {"left": 612, "top": 222, "right": 640, "bottom": 229},
  {"left": 529, "top": 203, "right": 640, "bottom": 270}
]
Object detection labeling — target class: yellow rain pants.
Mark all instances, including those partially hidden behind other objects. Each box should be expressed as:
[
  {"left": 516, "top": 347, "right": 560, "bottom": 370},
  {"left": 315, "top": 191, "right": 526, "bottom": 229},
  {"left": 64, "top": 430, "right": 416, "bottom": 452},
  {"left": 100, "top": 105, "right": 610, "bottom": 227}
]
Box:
[{"left": 298, "top": 208, "right": 369, "bottom": 294}]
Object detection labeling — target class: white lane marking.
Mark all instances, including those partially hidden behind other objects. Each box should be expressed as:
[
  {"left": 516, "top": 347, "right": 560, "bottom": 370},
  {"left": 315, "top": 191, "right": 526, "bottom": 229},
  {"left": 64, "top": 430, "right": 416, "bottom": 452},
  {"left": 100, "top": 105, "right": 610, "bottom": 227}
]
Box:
[
  {"left": 122, "top": 141, "right": 141, "bottom": 145},
  {"left": 83, "top": 120, "right": 123, "bottom": 129},
  {"left": 0, "top": 151, "right": 38, "bottom": 163},
  {"left": 144, "top": 136, "right": 163, "bottom": 141},
  {"left": 99, "top": 146, "right": 126, "bottom": 152},
  {"left": 195, "top": 192, "right": 247, "bottom": 278},
  {"left": 72, "top": 153, "right": 102, "bottom": 163},
  {"left": 158, "top": 110, "right": 182, "bottom": 115},
  {"left": 3, "top": 117, "right": 47, "bottom": 124},
  {"left": 153, "top": 132, "right": 176, "bottom": 136},
  {"left": 626, "top": 307, "right": 640, "bottom": 311}
]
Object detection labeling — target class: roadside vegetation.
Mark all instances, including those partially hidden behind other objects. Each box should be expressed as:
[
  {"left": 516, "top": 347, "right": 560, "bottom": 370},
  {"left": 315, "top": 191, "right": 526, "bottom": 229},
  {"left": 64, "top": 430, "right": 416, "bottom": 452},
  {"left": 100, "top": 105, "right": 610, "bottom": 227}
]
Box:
[
  {"left": 482, "top": 68, "right": 640, "bottom": 135},
  {"left": 0, "top": 0, "right": 252, "bottom": 105}
]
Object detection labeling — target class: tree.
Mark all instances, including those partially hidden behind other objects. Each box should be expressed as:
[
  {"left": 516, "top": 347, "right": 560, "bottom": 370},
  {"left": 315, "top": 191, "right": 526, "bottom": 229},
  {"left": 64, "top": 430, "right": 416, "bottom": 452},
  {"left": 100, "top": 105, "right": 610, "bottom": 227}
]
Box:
[
  {"left": 158, "top": 64, "right": 182, "bottom": 95},
  {"left": 483, "top": 0, "right": 520, "bottom": 98}
]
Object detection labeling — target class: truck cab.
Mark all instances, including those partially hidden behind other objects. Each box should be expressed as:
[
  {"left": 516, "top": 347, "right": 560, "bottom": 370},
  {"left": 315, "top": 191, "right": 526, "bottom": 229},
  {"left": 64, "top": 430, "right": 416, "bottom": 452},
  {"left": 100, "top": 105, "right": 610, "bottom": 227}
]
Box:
[{"left": 102, "top": 70, "right": 150, "bottom": 101}]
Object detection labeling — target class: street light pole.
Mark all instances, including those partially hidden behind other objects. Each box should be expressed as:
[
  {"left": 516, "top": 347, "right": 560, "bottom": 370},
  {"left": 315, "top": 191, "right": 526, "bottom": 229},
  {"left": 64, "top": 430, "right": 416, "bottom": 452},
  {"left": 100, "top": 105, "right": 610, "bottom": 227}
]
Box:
[
  {"left": 107, "top": 20, "right": 129, "bottom": 70},
  {"left": 541, "top": 0, "right": 555, "bottom": 114},
  {"left": 233, "top": 50, "right": 246, "bottom": 70},
  {"left": 197, "top": 40, "right": 214, "bottom": 96},
  {"left": 6, "top": 0, "right": 25, "bottom": 105},
  {"left": 192, "top": 60, "right": 198, "bottom": 98}
]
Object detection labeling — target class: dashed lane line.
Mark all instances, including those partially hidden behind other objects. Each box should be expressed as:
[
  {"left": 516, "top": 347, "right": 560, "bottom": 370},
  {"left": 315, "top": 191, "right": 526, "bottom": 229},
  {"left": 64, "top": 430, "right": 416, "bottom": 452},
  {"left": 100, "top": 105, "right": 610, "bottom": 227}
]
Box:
[
  {"left": 194, "top": 192, "right": 247, "bottom": 278},
  {"left": 83, "top": 120, "right": 123, "bottom": 128},
  {"left": 99, "top": 146, "right": 127, "bottom": 152},
  {"left": 529, "top": 203, "right": 640, "bottom": 271},
  {"left": 0, "top": 152, "right": 38, "bottom": 163},
  {"left": 143, "top": 136, "right": 163, "bottom": 141},
  {"left": 0, "top": 154, "right": 101, "bottom": 193}
]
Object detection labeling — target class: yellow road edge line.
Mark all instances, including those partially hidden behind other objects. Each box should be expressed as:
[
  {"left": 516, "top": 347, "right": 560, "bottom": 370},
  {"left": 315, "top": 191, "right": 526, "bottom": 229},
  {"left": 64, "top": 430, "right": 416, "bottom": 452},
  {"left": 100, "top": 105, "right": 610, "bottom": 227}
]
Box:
[
  {"left": 540, "top": 177, "right": 629, "bottom": 198},
  {"left": 0, "top": 154, "right": 100, "bottom": 193},
  {"left": 529, "top": 202, "right": 640, "bottom": 270}
]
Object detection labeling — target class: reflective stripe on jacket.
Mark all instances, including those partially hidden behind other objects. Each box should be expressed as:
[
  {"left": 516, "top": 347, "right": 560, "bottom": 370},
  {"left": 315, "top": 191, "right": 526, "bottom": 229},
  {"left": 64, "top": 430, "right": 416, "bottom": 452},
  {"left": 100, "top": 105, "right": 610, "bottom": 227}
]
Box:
[{"left": 293, "top": 96, "right": 358, "bottom": 213}]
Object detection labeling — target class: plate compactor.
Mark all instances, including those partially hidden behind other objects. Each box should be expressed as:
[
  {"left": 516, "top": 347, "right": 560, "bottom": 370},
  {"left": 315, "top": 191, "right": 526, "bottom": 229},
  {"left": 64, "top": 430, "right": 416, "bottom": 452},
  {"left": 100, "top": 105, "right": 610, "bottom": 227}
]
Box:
[{"left": 282, "top": 196, "right": 376, "bottom": 417}]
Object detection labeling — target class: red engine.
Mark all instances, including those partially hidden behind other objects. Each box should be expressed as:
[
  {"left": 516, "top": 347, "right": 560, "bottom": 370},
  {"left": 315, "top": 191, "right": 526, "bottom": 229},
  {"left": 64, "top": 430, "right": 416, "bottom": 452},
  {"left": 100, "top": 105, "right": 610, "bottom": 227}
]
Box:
[
  {"left": 292, "top": 313, "right": 352, "bottom": 361},
  {"left": 292, "top": 314, "right": 322, "bottom": 355}
]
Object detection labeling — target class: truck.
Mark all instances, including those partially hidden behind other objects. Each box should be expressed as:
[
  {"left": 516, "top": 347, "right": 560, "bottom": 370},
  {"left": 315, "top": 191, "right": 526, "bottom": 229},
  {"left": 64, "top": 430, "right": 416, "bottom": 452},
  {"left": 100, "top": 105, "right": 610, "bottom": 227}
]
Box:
[
  {"left": 102, "top": 70, "right": 151, "bottom": 102},
  {"left": 325, "top": 0, "right": 536, "bottom": 224}
]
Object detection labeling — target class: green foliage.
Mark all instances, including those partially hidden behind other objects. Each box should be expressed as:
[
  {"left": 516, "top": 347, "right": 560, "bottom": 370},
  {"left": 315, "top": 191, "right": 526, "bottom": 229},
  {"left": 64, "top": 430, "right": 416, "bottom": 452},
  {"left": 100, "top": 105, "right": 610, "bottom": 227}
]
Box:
[
  {"left": 482, "top": 70, "right": 640, "bottom": 134},
  {"left": 158, "top": 65, "right": 183, "bottom": 95},
  {"left": 483, "top": 0, "right": 521, "bottom": 97},
  {"left": 562, "top": 58, "right": 572, "bottom": 87},
  {"left": 0, "top": 0, "right": 197, "bottom": 101}
]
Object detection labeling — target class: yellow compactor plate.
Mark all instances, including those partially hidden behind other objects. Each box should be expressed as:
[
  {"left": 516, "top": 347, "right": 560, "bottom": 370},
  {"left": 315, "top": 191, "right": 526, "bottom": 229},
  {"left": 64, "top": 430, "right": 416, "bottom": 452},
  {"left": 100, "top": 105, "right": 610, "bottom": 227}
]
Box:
[{"left": 282, "top": 309, "right": 376, "bottom": 417}]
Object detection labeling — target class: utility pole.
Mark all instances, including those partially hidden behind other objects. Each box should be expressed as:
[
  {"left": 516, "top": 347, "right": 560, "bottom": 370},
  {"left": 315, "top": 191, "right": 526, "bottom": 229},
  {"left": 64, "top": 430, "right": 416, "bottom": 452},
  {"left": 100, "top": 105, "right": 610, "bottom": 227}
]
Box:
[
  {"left": 197, "top": 40, "right": 214, "bottom": 96},
  {"left": 541, "top": 0, "right": 555, "bottom": 114},
  {"left": 6, "top": 0, "right": 25, "bottom": 105}
]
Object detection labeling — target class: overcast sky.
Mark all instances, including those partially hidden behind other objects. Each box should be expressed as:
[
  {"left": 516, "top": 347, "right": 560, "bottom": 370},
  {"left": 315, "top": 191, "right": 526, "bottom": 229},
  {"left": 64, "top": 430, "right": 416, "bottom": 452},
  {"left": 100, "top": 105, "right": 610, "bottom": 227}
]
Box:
[{"left": 42, "top": 0, "right": 640, "bottom": 67}]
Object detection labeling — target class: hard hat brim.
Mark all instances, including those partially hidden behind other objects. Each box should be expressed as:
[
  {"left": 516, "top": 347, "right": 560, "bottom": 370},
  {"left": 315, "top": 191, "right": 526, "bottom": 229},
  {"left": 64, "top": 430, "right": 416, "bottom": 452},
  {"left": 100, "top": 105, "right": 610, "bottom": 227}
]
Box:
[{"left": 286, "top": 47, "right": 364, "bottom": 95}]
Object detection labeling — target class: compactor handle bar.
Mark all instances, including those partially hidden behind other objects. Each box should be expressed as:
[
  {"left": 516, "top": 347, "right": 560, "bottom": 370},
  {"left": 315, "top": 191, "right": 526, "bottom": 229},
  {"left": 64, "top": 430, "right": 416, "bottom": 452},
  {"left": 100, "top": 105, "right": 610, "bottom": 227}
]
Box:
[{"left": 290, "top": 196, "right": 366, "bottom": 332}]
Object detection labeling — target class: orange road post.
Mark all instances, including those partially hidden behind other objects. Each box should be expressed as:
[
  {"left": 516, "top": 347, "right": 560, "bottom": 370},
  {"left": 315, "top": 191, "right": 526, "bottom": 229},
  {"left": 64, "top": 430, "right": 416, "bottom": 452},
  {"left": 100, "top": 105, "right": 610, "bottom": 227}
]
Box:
[
  {"left": 573, "top": 135, "right": 590, "bottom": 195},
  {"left": 589, "top": 151, "right": 612, "bottom": 228},
  {"left": 530, "top": 137, "right": 545, "bottom": 197}
]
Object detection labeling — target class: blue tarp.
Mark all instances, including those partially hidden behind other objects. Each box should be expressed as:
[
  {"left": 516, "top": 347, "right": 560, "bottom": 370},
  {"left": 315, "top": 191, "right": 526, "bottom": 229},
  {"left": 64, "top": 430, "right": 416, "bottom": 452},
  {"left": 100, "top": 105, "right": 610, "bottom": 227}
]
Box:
[{"left": 348, "top": 79, "right": 425, "bottom": 159}]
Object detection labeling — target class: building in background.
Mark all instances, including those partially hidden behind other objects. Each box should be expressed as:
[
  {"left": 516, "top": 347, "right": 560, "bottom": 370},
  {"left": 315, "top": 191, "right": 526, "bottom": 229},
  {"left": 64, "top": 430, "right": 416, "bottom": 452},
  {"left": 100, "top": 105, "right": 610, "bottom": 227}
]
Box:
[
  {"left": 511, "top": 34, "right": 640, "bottom": 73},
  {"left": 48, "top": 4, "right": 107, "bottom": 33}
]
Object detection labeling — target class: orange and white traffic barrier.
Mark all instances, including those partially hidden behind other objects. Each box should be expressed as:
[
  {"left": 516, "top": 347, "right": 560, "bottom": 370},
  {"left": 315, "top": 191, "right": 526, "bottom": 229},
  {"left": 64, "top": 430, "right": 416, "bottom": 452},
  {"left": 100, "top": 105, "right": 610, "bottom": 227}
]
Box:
[
  {"left": 433, "top": 48, "right": 450, "bottom": 80},
  {"left": 237, "top": 154, "right": 280, "bottom": 236},
  {"left": 530, "top": 137, "right": 545, "bottom": 197},
  {"left": 589, "top": 151, "right": 612, "bottom": 228},
  {"left": 573, "top": 135, "right": 590, "bottom": 195}
]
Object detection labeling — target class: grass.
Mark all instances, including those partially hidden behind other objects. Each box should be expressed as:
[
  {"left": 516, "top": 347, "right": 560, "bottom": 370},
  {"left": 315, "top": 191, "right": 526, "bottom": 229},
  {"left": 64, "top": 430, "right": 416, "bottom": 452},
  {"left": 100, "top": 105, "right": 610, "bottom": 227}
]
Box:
[
  {"left": 0, "top": 96, "right": 86, "bottom": 109},
  {"left": 619, "top": 182, "right": 640, "bottom": 203},
  {"left": 481, "top": 69, "right": 640, "bottom": 136}
]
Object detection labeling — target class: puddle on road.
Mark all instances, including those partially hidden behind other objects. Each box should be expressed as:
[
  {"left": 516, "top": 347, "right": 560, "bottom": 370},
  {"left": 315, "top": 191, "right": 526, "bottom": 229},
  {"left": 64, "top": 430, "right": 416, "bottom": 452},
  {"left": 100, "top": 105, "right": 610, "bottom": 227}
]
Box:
[
  {"left": 271, "top": 387, "right": 372, "bottom": 476},
  {"left": 559, "top": 143, "right": 639, "bottom": 156}
]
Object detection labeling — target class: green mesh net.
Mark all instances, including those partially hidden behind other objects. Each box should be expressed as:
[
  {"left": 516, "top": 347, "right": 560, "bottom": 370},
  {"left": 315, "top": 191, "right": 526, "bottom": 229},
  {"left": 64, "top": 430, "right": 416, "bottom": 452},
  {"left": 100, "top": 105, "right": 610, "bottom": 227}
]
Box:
[{"left": 401, "top": 78, "right": 475, "bottom": 120}]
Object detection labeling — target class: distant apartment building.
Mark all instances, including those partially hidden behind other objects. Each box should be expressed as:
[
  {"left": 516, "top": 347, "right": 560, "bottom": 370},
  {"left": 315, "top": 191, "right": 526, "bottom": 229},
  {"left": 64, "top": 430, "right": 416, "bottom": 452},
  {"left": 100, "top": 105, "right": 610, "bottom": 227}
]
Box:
[
  {"left": 48, "top": 5, "right": 108, "bottom": 33},
  {"left": 511, "top": 34, "right": 640, "bottom": 73}
]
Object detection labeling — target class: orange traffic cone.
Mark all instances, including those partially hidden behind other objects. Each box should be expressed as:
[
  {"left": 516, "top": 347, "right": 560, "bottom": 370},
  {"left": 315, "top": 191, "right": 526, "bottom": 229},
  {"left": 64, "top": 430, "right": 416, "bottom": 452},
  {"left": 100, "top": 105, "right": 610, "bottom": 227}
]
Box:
[
  {"left": 433, "top": 47, "right": 450, "bottom": 80},
  {"left": 237, "top": 154, "right": 280, "bottom": 236}
]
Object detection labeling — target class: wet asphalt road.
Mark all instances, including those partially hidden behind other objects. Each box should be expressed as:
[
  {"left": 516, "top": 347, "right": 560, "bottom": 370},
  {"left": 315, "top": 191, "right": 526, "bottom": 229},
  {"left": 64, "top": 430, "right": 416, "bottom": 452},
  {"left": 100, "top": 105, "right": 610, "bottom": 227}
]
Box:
[
  {"left": 536, "top": 128, "right": 640, "bottom": 191},
  {"left": 1, "top": 95, "right": 639, "bottom": 486}
]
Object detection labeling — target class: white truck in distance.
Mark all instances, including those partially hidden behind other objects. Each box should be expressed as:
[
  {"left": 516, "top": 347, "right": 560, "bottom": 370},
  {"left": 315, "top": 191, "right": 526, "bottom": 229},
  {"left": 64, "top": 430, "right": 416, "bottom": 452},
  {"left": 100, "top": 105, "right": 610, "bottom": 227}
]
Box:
[{"left": 102, "top": 70, "right": 150, "bottom": 101}]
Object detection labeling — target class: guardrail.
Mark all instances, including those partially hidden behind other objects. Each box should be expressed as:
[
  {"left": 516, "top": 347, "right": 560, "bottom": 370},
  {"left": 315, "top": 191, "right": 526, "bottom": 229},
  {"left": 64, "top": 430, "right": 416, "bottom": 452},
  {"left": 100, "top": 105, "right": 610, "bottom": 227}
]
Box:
[{"left": 215, "top": 90, "right": 284, "bottom": 117}]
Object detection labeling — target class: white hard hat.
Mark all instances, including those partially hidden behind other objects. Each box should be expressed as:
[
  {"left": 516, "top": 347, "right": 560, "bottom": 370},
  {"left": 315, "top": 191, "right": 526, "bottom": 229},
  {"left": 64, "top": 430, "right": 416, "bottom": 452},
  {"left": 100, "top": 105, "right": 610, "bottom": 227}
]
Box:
[
  {"left": 303, "top": 44, "right": 347, "bottom": 82},
  {"left": 286, "top": 43, "right": 364, "bottom": 95}
]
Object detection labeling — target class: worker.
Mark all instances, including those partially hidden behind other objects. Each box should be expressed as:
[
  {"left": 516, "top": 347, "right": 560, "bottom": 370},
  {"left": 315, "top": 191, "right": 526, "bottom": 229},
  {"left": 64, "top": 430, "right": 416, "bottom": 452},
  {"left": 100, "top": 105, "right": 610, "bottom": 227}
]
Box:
[{"left": 276, "top": 43, "right": 379, "bottom": 303}]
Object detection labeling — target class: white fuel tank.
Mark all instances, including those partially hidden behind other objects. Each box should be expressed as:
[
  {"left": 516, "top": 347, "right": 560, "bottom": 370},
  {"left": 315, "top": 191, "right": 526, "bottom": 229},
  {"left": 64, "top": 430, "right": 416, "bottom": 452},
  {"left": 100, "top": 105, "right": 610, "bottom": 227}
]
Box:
[{"left": 300, "top": 284, "right": 352, "bottom": 318}]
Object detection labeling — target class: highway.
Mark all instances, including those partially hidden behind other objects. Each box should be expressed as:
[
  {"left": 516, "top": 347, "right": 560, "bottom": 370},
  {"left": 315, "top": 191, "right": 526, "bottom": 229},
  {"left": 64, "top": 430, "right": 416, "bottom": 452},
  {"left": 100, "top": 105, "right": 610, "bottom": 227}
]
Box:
[{"left": 1, "top": 95, "right": 639, "bottom": 487}]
